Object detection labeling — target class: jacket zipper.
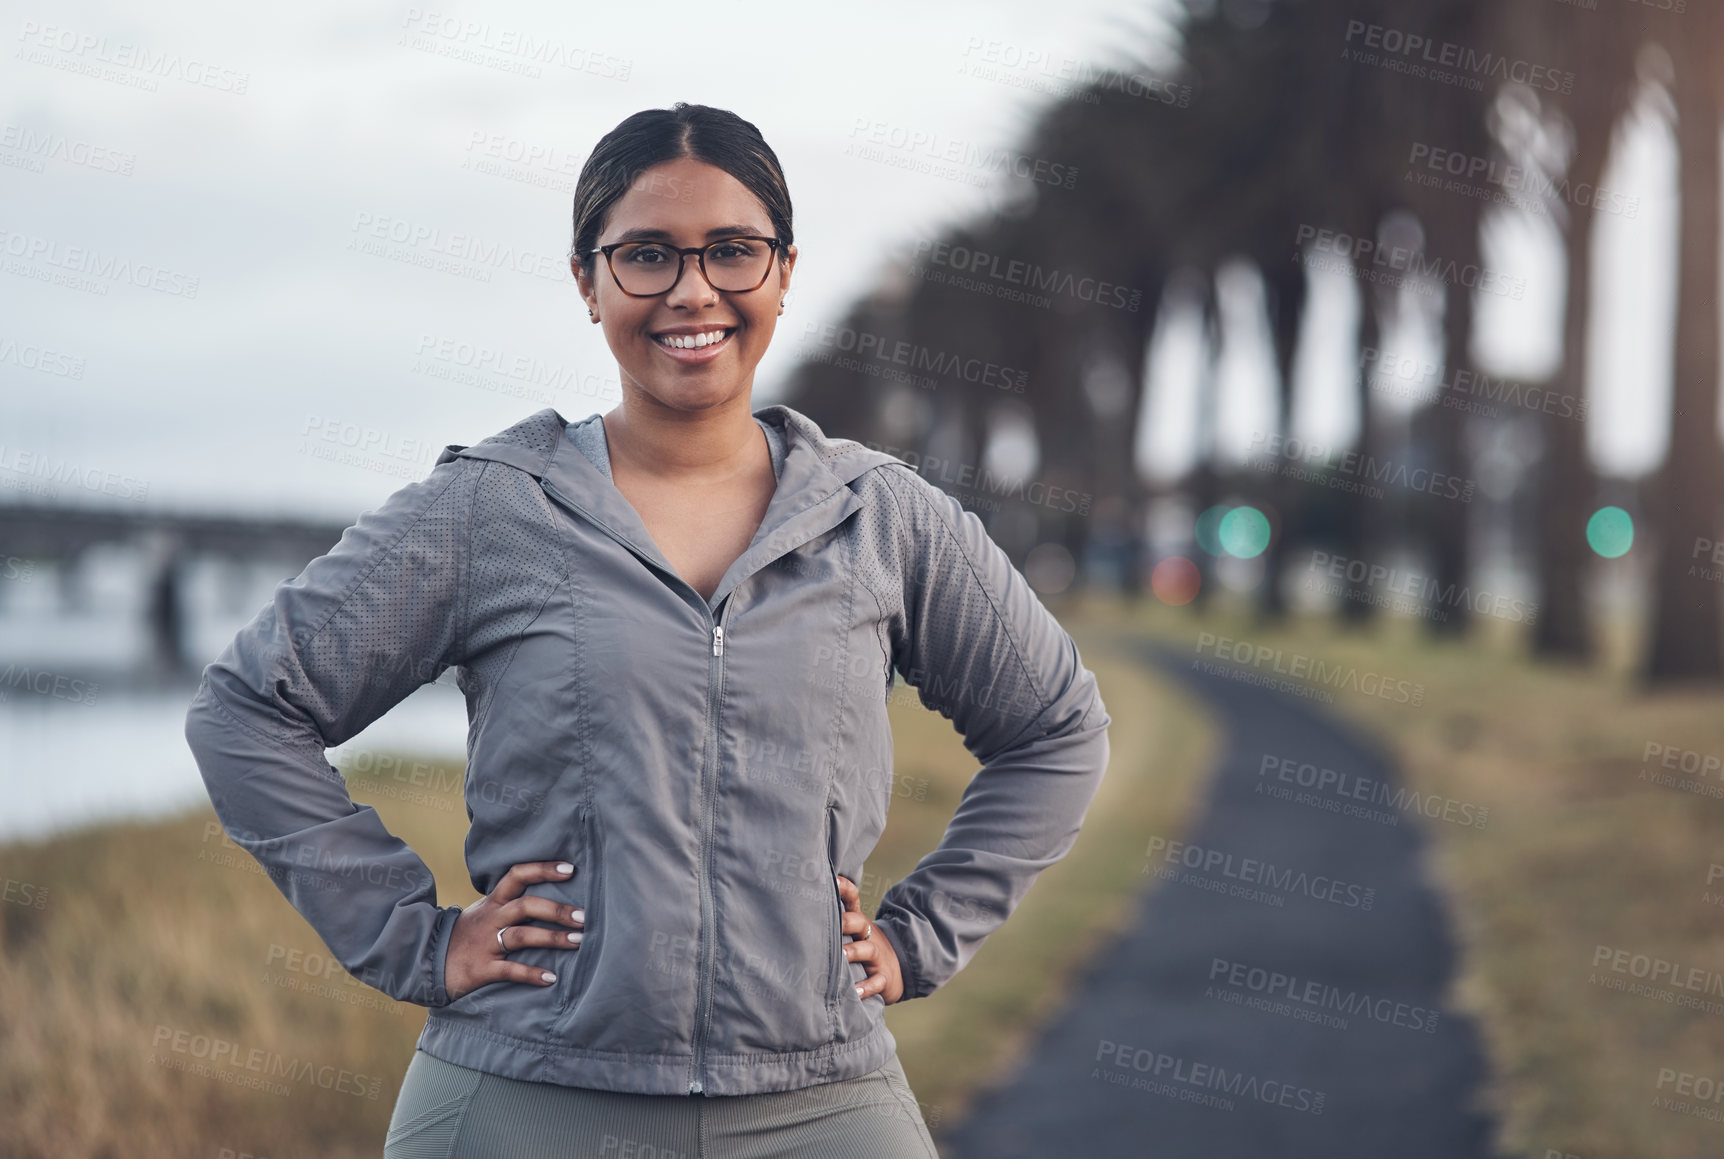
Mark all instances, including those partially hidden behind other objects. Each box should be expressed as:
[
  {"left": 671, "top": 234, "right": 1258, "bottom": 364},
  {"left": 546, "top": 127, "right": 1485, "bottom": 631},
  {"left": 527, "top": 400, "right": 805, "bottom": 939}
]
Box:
[{"left": 688, "top": 593, "right": 732, "bottom": 1094}]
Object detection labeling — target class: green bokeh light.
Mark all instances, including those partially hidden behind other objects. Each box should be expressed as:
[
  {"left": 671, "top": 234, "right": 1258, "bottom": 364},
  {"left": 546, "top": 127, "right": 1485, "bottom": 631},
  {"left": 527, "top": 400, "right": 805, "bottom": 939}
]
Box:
[
  {"left": 1586, "top": 506, "right": 1634, "bottom": 558},
  {"left": 1194, "top": 505, "right": 1230, "bottom": 555},
  {"left": 1219, "top": 506, "right": 1272, "bottom": 559}
]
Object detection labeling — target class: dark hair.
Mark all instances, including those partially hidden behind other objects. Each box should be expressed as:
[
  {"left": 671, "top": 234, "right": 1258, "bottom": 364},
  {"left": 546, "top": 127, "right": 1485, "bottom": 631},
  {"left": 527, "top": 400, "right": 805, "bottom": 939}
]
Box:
[{"left": 569, "top": 103, "right": 793, "bottom": 278}]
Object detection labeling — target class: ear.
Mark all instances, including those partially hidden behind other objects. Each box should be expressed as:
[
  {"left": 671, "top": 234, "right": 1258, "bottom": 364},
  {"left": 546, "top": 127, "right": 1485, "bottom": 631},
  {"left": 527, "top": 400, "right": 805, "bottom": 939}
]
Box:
[
  {"left": 572, "top": 255, "right": 600, "bottom": 319},
  {"left": 777, "top": 243, "right": 797, "bottom": 312}
]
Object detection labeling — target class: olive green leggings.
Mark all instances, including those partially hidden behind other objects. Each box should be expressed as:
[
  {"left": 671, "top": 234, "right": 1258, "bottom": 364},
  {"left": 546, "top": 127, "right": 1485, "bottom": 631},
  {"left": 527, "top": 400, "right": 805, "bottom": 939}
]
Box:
[{"left": 383, "top": 1048, "right": 941, "bottom": 1159}]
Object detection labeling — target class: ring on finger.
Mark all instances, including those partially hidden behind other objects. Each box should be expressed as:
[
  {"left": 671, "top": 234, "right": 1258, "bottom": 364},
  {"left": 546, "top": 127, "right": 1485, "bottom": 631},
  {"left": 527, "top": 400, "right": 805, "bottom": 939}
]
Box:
[{"left": 497, "top": 925, "right": 511, "bottom": 953}]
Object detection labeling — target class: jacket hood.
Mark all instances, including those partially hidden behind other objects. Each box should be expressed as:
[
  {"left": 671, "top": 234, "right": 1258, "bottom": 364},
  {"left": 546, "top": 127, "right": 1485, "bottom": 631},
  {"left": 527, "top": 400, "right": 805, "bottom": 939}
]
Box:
[{"left": 435, "top": 404, "right": 912, "bottom": 610}]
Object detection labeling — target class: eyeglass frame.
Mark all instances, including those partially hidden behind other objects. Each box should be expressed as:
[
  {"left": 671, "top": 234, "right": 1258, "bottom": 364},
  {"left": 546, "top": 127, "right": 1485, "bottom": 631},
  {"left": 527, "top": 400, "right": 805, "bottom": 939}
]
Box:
[{"left": 586, "top": 235, "right": 787, "bottom": 298}]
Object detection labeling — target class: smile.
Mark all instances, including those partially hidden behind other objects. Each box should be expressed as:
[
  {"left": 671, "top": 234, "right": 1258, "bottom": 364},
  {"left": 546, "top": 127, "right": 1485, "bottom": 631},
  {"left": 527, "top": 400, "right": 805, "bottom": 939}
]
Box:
[{"left": 653, "top": 327, "right": 736, "bottom": 351}]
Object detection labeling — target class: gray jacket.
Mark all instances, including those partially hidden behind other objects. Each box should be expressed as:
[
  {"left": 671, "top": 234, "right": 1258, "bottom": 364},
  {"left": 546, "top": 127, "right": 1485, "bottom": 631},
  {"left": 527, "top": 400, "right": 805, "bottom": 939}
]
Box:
[{"left": 183, "top": 402, "right": 1111, "bottom": 1096}]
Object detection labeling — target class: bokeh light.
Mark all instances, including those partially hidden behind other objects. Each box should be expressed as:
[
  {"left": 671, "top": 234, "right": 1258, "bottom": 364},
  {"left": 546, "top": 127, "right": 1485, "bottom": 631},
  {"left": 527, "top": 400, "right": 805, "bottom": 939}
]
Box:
[
  {"left": 1218, "top": 506, "right": 1272, "bottom": 558},
  {"left": 1151, "top": 555, "right": 1201, "bottom": 605},
  {"left": 1586, "top": 506, "right": 1634, "bottom": 558},
  {"left": 1194, "top": 505, "right": 1230, "bottom": 555}
]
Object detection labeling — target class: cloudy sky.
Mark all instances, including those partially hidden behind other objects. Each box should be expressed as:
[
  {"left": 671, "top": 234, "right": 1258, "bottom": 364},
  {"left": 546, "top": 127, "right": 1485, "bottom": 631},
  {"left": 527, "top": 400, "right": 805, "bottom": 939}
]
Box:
[{"left": 0, "top": 0, "right": 1679, "bottom": 524}]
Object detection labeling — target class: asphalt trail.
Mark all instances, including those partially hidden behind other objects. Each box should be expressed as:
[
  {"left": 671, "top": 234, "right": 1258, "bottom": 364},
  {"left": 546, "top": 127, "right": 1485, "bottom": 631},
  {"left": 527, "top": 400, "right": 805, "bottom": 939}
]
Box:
[{"left": 935, "top": 638, "right": 1498, "bottom": 1158}]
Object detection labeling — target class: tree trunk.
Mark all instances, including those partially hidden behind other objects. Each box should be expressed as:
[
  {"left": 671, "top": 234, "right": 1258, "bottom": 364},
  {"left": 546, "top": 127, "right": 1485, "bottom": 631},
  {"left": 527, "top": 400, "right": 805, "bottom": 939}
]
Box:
[{"left": 1644, "top": 27, "right": 1724, "bottom": 684}]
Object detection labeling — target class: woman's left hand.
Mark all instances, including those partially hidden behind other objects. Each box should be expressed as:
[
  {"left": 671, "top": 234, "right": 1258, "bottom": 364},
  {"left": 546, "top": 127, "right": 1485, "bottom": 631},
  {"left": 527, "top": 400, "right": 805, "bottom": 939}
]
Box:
[{"left": 836, "top": 874, "right": 904, "bottom": 1005}]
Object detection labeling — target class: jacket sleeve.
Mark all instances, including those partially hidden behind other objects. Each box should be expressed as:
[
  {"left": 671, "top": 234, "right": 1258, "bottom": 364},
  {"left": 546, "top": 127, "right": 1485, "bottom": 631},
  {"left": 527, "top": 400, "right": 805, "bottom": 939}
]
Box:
[
  {"left": 866, "top": 464, "right": 1111, "bottom": 1002},
  {"left": 182, "top": 450, "right": 480, "bottom": 1008}
]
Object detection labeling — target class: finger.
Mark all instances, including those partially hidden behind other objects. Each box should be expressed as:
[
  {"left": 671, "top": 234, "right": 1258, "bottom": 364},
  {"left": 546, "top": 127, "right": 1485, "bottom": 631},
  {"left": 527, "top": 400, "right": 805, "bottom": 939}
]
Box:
[
  {"left": 497, "top": 923, "right": 586, "bottom": 951},
  {"left": 491, "top": 860, "right": 575, "bottom": 906},
  {"left": 485, "top": 960, "right": 563, "bottom": 987},
  {"left": 855, "top": 967, "right": 889, "bottom": 999},
  {"left": 835, "top": 874, "right": 862, "bottom": 913},
  {"left": 842, "top": 938, "right": 881, "bottom": 966},
  {"left": 839, "top": 910, "right": 871, "bottom": 938},
  {"left": 501, "top": 895, "right": 585, "bottom": 929}
]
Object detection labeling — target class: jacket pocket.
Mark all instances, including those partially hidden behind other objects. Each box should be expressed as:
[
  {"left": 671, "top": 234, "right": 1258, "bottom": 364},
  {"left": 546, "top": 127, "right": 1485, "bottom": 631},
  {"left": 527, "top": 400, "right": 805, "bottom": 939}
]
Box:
[
  {"left": 825, "top": 806, "right": 849, "bottom": 1009},
  {"left": 557, "top": 803, "right": 604, "bottom": 1013}
]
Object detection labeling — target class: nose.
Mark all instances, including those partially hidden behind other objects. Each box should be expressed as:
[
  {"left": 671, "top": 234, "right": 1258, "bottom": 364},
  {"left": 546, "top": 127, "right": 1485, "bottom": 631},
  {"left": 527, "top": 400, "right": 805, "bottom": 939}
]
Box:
[{"left": 664, "top": 251, "right": 720, "bottom": 307}]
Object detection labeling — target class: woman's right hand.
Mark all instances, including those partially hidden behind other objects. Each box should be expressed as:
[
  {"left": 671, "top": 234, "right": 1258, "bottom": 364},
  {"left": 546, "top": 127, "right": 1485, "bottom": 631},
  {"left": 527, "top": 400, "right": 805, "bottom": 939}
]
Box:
[{"left": 443, "top": 860, "right": 586, "bottom": 1003}]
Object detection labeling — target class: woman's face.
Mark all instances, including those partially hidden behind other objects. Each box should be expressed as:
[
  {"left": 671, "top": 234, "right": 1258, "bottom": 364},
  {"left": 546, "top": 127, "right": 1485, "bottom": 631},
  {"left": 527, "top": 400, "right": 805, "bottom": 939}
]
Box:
[{"left": 573, "top": 156, "right": 796, "bottom": 415}]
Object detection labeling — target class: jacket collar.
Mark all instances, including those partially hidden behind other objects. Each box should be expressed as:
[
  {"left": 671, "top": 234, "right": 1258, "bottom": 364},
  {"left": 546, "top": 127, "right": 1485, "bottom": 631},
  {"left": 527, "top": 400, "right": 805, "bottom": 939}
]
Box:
[{"left": 436, "top": 404, "right": 907, "bottom": 609}]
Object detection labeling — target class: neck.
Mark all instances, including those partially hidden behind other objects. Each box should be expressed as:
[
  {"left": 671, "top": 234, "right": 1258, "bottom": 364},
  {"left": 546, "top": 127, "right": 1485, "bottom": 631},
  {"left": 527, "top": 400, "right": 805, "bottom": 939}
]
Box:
[{"left": 602, "top": 393, "right": 764, "bottom": 484}]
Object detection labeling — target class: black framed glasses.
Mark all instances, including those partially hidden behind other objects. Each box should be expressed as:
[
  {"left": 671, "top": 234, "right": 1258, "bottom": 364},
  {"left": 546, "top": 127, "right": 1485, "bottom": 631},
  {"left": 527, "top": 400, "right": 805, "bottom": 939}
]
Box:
[{"left": 589, "top": 235, "right": 784, "bottom": 297}]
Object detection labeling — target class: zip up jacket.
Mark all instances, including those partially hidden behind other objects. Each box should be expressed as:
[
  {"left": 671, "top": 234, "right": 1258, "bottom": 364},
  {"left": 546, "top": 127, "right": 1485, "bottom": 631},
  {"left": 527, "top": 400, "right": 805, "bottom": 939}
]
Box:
[{"left": 182, "top": 402, "right": 1112, "bottom": 1096}]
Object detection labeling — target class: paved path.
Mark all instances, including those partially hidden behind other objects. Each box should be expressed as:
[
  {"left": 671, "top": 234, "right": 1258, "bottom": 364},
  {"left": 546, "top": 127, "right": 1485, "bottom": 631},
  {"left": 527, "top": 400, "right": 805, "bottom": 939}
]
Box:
[{"left": 935, "top": 637, "right": 1498, "bottom": 1158}]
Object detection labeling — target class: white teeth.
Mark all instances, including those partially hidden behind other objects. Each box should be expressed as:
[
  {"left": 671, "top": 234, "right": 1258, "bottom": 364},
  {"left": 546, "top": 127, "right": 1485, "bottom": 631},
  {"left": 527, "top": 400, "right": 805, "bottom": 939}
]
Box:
[{"left": 656, "top": 329, "right": 731, "bottom": 349}]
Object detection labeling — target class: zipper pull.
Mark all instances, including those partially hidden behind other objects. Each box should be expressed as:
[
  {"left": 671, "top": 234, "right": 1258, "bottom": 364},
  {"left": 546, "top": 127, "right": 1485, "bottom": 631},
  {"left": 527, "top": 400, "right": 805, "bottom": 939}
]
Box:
[
  {"left": 690, "top": 1078, "right": 703, "bottom": 1094},
  {"left": 712, "top": 625, "right": 724, "bottom": 657}
]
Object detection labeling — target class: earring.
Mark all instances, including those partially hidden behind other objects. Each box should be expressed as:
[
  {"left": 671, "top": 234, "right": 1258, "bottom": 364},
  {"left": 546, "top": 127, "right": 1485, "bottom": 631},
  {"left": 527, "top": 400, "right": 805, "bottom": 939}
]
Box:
[{"left": 589, "top": 310, "right": 597, "bottom": 321}]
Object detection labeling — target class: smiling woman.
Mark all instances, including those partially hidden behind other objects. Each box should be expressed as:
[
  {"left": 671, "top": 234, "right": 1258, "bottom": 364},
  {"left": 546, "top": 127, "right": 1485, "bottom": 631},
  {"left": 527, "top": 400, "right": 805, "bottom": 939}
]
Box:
[{"left": 183, "top": 101, "right": 1110, "bottom": 1159}]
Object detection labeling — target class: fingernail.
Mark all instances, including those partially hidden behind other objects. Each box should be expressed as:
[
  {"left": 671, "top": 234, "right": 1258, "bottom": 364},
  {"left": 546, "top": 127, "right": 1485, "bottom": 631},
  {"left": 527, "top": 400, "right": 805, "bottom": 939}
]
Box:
[
  {"left": 556, "top": 863, "right": 574, "bottom": 874},
  {"left": 567, "top": 931, "right": 583, "bottom": 943},
  {"left": 542, "top": 971, "right": 557, "bottom": 983},
  {"left": 854, "top": 984, "right": 864, "bottom": 998},
  {"left": 572, "top": 907, "right": 585, "bottom": 922}
]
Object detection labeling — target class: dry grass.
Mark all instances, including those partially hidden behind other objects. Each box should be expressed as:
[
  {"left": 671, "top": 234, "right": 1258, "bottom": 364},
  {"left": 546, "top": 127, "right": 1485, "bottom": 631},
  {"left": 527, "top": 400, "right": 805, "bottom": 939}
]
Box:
[{"left": 0, "top": 603, "right": 1217, "bottom": 1157}]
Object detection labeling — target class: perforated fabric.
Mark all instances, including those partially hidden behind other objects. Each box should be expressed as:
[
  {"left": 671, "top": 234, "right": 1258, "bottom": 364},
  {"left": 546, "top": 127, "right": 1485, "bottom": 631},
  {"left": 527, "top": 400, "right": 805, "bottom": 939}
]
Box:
[
  {"left": 185, "top": 453, "right": 485, "bottom": 1006},
  {"left": 461, "top": 462, "right": 571, "bottom": 730},
  {"left": 847, "top": 462, "right": 1111, "bottom": 1001}
]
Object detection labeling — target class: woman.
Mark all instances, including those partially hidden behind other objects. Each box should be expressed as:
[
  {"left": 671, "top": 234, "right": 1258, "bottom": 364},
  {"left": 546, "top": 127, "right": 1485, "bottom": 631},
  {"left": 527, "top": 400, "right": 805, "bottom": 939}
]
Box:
[{"left": 184, "top": 102, "right": 1111, "bottom": 1158}]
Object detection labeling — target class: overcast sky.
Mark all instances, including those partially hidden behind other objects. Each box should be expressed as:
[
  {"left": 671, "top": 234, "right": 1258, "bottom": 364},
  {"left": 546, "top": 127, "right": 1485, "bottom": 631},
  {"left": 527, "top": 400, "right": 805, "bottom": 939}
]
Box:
[{"left": 0, "top": 0, "right": 1680, "bottom": 524}]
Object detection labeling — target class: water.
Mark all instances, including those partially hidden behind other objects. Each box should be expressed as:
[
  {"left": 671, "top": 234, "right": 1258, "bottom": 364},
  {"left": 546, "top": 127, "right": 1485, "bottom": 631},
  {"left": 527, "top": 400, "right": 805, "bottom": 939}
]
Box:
[{"left": 0, "top": 551, "right": 469, "bottom": 846}]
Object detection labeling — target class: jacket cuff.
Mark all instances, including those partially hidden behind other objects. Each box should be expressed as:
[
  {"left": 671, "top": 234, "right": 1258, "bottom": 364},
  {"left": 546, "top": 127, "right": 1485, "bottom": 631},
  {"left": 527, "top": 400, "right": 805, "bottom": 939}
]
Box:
[
  {"left": 868, "top": 911, "right": 922, "bottom": 1003},
  {"left": 420, "top": 903, "right": 465, "bottom": 1007}
]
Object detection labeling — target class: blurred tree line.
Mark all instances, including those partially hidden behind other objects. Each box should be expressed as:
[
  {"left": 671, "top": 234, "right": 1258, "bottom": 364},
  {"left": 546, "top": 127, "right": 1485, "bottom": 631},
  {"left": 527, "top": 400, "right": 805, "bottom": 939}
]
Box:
[{"left": 779, "top": 0, "right": 1723, "bottom": 686}]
